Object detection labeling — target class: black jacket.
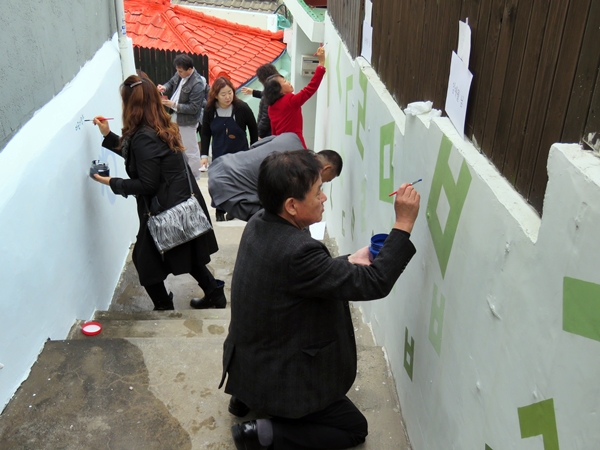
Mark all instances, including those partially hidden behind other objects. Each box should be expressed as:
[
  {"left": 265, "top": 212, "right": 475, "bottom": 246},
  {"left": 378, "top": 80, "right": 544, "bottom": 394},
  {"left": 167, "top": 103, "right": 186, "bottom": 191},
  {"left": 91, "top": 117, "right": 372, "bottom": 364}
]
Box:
[
  {"left": 250, "top": 90, "right": 271, "bottom": 139},
  {"left": 221, "top": 211, "right": 416, "bottom": 418},
  {"left": 103, "top": 127, "right": 218, "bottom": 285}
]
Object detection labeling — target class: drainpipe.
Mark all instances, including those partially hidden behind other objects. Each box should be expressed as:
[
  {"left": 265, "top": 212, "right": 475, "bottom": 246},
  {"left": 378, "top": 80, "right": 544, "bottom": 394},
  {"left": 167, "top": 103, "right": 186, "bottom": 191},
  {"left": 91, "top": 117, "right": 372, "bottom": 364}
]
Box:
[{"left": 114, "top": 0, "right": 136, "bottom": 79}]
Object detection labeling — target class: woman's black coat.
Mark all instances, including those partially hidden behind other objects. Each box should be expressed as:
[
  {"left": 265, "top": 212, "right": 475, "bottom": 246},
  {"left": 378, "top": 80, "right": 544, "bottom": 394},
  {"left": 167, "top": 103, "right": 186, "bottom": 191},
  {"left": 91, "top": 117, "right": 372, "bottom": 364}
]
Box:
[{"left": 103, "top": 127, "right": 218, "bottom": 286}]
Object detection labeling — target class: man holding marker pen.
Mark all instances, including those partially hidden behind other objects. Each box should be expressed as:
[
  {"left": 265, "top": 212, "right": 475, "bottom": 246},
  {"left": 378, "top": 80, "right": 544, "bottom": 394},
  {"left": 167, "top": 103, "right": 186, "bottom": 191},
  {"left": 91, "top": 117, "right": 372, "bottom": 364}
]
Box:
[
  {"left": 157, "top": 54, "right": 207, "bottom": 180},
  {"left": 220, "top": 150, "right": 420, "bottom": 450}
]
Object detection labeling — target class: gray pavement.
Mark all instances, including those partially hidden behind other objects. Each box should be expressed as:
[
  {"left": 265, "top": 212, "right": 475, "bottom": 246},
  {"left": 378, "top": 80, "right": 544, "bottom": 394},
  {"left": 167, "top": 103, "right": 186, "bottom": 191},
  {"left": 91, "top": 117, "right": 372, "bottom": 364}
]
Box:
[{"left": 0, "top": 174, "right": 411, "bottom": 450}]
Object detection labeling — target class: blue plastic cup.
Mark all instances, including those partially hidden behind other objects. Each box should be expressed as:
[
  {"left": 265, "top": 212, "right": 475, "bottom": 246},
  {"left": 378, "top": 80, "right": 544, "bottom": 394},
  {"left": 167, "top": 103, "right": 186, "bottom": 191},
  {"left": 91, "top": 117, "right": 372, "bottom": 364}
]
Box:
[{"left": 369, "top": 233, "right": 389, "bottom": 262}]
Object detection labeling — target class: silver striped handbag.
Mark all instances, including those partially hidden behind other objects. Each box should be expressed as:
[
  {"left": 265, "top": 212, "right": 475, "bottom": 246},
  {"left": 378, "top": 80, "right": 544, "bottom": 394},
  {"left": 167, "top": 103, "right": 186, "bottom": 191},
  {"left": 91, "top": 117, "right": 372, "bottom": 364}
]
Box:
[{"left": 147, "top": 155, "right": 212, "bottom": 255}]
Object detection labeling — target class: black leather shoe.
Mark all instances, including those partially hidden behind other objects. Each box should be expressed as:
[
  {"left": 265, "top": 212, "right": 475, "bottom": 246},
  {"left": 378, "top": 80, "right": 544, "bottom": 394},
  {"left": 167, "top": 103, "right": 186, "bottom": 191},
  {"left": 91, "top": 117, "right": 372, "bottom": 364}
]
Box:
[
  {"left": 231, "top": 421, "right": 268, "bottom": 450},
  {"left": 228, "top": 396, "right": 250, "bottom": 417},
  {"left": 153, "top": 292, "right": 174, "bottom": 311},
  {"left": 190, "top": 280, "right": 226, "bottom": 309},
  {"left": 216, "top": 210, "right": 226, "bottom": 222}
]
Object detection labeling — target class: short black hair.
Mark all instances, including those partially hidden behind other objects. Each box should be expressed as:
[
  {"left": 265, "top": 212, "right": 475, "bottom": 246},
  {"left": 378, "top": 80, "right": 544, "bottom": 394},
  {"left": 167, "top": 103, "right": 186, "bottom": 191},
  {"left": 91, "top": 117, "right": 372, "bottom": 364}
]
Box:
[
  {"left": 317, "top": 150, "right": 343, "bottom": 176},
  {"left": 256, "top": 63, "right": 279, "bottom": 85},
  {"left": 263, "top": 76, "right": 284, "bottom": 106},
  {"left": 258, "top": 150, "right": 322, "bottom": 214},
  {"left": 173, "top": 54, "right": 194, "bottom": 71}
]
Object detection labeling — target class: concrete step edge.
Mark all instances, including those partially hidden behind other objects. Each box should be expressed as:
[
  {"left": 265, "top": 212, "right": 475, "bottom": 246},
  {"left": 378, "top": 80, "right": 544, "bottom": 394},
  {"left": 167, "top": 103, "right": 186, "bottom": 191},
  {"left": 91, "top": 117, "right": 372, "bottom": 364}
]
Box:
[{"left": 94, "top": 309, "right": 231, "bottom": 321}]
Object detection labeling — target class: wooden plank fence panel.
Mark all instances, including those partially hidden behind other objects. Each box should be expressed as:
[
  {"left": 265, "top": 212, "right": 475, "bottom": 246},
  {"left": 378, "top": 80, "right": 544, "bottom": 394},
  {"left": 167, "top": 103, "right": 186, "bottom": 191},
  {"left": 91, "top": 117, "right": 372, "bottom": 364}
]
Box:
[
  {"left": 433, "top": 0, "right": 462, "bottom": 109},
  {"left": 516, "top": 0, "right": 571, "bottom": 207},
  {"left": 417, "top": 0, "right": 442, "bottom": 104},
  {"left": 389, "top": 0, "right": 405, "bottom": 104},
  {"left": 585, "top": 73, "right": 600, "bottom": 141},
  {"left": 463, "top": 0, "right": 489, "bottom": 141},
  {"left": 133, "top": 47, "right": 209, "bottom": 86},
  {"left": 502, "top": 0, "right": 550, "bottom": 187},
  {"left": 563, "top": 0, "right": 600, "bottom": 143},
  {"left": 472, "top": 0, "right": 506, "bottom": 157},
  {"left": 490, "top": 0, "right": 534, "bottom": 171},
  {"left": 530, "top": 0, "right": 591, "bottom": 209},
  {"left": 404, "top": 0, "right": 432, "bottom": 104},
  {"left": 460, "top": 0, "right": 483, "bottom": 139},
  {"left": 483, "top": 0, "right": 519, "bottom": 166},
  {"left": 395, "top": 0, "right": 410, "bottom": 106},
  {"left": 329, "top": 0, "right": 599, "bottom": 214}
]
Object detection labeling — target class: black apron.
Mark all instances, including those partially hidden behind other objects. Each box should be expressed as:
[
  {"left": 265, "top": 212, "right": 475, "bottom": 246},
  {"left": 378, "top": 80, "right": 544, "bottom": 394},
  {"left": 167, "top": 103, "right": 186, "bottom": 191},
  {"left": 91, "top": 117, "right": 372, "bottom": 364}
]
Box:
[{"left": 210, "top": 112, "right": 249, "bottom": 161}]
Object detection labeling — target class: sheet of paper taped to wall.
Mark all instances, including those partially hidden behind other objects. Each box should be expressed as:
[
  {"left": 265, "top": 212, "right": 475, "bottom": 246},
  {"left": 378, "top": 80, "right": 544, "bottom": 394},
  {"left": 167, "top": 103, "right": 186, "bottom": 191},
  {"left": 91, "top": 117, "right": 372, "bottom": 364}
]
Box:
[{"left": 309, "top": 221, "right": 326, "bottom": 240}]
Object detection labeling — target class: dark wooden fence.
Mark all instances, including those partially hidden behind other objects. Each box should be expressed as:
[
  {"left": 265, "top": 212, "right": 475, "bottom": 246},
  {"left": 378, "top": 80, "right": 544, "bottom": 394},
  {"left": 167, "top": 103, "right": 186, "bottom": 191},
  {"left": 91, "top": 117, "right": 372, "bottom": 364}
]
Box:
[
  {"left": 327, "top": 0, "right": 364, "bottom": 59},
  {"left": 133, "top": 47, "right": 209, "bottom": 86},
  {"left": 328, "top": 0, "right": 600, "bottom": 214}
]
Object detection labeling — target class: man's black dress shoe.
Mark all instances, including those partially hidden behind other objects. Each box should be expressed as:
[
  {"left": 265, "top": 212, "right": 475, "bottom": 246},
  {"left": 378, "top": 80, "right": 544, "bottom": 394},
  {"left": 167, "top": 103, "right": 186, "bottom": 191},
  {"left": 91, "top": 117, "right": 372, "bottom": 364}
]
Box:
[
  {"left": 190, "top": 280, "right": 226, "bottom": 309},
  {"left": 228, "top": 396, "right": 250, "bottom": 417},
  {"left": 231, "top": 420, "right": 268, "bottom": 450}
]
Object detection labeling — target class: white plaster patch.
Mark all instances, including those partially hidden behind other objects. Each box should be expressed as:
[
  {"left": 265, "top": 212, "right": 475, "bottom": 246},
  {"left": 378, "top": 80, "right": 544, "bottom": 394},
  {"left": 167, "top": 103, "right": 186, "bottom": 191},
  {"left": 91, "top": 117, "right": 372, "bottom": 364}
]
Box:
[
  {"left": 486, "top": 295, "right": 502, "bottom": 320},
  {"left": 436, "top": 186, "right": 451, "bottom": 232}
]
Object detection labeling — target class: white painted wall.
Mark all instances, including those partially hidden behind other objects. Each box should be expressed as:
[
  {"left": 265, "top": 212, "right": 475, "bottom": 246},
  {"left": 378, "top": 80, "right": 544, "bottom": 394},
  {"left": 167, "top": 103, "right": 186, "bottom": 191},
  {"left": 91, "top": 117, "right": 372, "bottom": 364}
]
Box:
[
  {"left": 181, "top": 5, "right": 279, "bottom": 32},
  {"left": 309, "top": 14, "right": 600, "bottom": 450},
  {"left": 0, "top": 37, "right": 138, "bottom": 409}
]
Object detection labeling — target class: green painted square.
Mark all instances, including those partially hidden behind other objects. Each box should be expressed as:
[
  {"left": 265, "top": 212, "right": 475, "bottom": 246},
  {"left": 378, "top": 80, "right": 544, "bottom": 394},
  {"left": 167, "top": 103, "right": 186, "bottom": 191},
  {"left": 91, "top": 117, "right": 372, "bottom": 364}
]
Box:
[
  {"left": 345, "top": 75, "right": 354, "bottom": 136},
  {"left": 379, "top": 122, "right": 395, "bottom": 203},
  {"left": 518, "top": 398, "right": 560, "bottom": 450},
  {"left": 356, "top": 71, "right": 367, "bottom": 159},
  {"left": 563, "top": 276, "right": 600, "bottom": 342},
  {"left": 426, "top": 135, "right": 472, "bottom": 278}
]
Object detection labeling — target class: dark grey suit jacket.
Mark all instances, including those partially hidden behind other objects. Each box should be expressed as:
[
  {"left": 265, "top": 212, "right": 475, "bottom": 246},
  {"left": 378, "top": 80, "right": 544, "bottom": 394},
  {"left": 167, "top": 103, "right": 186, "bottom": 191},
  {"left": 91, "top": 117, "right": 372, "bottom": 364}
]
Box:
[
  {"left": 220, "top": 210, "right": 416, "bottom": 418},
  {"left": 207, "top": 133, "right": 304, "bottom": 220}
]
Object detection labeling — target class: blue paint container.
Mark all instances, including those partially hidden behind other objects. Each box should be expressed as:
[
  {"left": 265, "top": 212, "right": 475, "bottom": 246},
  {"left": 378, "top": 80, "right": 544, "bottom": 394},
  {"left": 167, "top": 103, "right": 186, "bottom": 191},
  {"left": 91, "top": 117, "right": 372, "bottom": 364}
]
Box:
[{"left": 369, "top": 233, "right": 389, "bottom": 262}]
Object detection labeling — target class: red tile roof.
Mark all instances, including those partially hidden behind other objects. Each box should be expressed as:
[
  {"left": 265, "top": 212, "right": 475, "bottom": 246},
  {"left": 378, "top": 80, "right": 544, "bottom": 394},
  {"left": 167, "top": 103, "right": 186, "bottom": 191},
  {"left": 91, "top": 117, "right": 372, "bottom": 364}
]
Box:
[{"left": 124, "top": 0, "right": 286, "bottom": 87}]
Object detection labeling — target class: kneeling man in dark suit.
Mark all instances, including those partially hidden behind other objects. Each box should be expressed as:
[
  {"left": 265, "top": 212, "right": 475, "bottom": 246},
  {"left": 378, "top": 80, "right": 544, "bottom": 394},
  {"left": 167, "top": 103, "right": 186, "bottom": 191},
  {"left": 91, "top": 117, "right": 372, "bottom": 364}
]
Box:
[{"left": 219, "top": 150, "right": 420, "bottom": 449}]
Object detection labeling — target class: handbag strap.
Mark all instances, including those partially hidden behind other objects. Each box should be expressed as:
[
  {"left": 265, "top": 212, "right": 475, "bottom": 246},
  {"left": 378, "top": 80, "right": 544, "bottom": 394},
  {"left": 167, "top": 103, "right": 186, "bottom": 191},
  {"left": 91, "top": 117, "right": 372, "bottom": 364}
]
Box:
[{"left": 181, "top": 152, "right": 195, "bottom": 197}]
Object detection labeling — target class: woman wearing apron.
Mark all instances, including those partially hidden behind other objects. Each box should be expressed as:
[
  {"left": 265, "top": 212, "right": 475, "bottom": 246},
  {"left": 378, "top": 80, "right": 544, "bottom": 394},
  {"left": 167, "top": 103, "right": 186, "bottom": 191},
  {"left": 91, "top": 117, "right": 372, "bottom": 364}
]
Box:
[{"left": 201, "top": 77, "right": 258, "bottom": 221}]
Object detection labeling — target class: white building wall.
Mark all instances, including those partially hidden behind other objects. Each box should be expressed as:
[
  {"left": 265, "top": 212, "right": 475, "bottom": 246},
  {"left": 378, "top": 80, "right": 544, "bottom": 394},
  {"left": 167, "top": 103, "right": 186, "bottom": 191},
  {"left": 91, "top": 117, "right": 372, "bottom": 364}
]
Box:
[
  {"left": 0, "top": 37, "right": 137, "bottom": 409},
  {"left": 311, "top": 14, "right": 600, "bottom": 450},
  {"left": 181, "top": 5, "right": 279, "bottom": 32}
]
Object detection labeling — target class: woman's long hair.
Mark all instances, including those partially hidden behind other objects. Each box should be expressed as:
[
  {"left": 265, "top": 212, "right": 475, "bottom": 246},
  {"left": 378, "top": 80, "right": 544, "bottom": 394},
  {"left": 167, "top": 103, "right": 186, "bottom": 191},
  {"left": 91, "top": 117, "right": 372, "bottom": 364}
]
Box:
[
  {"left": 205, "top": 77, "right": 242, "bottom": 114},
  {"left": 120, "top": 75, "right": 183, "bottom": 151}
]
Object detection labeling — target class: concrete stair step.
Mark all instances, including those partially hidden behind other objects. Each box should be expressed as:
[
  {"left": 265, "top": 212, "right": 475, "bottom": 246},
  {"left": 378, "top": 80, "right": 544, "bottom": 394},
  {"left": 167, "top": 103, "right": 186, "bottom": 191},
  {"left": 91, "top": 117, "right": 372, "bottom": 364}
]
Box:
[
  {"left": 94, "top": 307, "right": 231, "bottom": 322},
  {"left": 68, "top": 317, "right": 229, "bottom": 340},
  {"left": 0, "top": 336, "right": 408, "bottom": 450}
]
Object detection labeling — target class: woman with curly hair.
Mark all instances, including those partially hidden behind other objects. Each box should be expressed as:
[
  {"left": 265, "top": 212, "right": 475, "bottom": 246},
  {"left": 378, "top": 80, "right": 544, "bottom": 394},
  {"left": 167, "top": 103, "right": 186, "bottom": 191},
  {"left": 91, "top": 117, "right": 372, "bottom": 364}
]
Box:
[{"left": 91, "top": 75, "right": 226, "bottom": 311}]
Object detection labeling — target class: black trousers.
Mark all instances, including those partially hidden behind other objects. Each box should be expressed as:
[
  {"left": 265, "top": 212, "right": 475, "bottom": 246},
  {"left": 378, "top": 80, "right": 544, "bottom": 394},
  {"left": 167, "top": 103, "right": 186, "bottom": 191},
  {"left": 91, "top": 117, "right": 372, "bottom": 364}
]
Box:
[
  {"left": 271, "top": 396, "right": 368, "bottom": 450},
  {"left": 144, "top": 265, "right": 217, "bottom": 307}
]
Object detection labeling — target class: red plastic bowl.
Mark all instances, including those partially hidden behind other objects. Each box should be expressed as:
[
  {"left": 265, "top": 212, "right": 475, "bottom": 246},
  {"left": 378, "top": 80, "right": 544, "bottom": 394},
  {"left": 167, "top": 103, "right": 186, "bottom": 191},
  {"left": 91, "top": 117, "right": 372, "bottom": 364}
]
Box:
[{"left": 81, "top": 321, "right": 102, "bottom": 336}]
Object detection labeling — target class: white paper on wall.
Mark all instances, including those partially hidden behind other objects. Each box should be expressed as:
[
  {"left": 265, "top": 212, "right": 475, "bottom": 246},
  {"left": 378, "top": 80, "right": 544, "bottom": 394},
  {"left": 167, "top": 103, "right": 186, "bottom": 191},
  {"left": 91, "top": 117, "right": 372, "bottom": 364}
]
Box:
[
  {"left": 309, "top": 221, "right": 327, "bottom": 240},
  {"left": 445, "top": 51, "right": 473, "bottom": 138},
  {"left": 457, "top": 20, "right": 471, "bottom": 67},
  {"left": 361, "top": 0, "right": 373, "bottom": 63}
]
